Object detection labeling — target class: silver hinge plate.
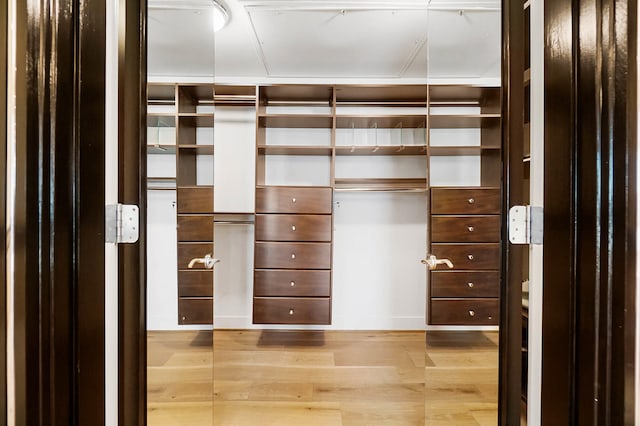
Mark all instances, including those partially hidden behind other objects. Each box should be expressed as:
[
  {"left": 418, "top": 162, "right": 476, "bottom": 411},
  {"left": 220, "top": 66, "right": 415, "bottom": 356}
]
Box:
[
  {"left": 106, "top": 204, "right": 140, "bottom": 244},
  {"left": 508, "top": 205, "right": 543, "bottom": 245}
]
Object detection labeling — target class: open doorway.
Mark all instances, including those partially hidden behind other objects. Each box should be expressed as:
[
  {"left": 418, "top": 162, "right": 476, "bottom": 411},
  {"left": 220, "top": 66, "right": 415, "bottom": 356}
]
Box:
[{"left": 142, "top": 1, "right": 503, "bottom": 425}]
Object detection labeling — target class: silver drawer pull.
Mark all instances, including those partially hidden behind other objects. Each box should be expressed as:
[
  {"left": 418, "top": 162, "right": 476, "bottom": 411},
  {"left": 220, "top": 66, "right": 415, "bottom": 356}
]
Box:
[
  {"left": 469, "top": 310, "right": 475, "bottom": 317},
  {"left": 292, "top": 197, "right": 297, "bottom": 203},
  {"left": 468, "top": 282, "right": 474, "bottom": 288},
  {"left": 291, "top": 253, "right": 296, "bottom": 259},
  {"left": 289, "top": 309, "right": 294, "bottom": 316},
  {"left": 468, "top": 198, "right": 475, "bottom": 204},
  {"left": 468, "top": 226, "right": 475, "bottom": 232},
  {"left": 467, "top": 254, "right": 474, "bottom": 261},
  {"left": 290, "top": 281, "right": 295, "bottom": 287},
  {"left": 291, "top": 225, "right": 296, "bottom": 231}
]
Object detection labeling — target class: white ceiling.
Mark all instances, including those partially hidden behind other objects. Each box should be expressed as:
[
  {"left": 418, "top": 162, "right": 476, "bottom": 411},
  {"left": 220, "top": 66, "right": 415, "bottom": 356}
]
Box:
[{"left": 148, "top": 0, "right": 501, "bottom": 81}]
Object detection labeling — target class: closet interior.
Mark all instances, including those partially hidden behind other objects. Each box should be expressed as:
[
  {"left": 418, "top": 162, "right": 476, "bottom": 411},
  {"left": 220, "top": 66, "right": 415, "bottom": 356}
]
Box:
[{"left": 146, "top": 82, "right": 502, "bottom": 328}]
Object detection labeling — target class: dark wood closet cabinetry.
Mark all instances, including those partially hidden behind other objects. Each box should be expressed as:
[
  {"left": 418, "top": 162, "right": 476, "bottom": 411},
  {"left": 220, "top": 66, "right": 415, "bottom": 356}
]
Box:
[
  {"left": 427, "top": 86, "right": 502, "bottom": 326},
  {"left": 148, "top": 82, "right": 503, "bottom": 328},
  {"left": 148, "top": 83, "right": 215, "bottom": 325},
  {"left": 253, "top": 86, "right": 334, "bottom": 325}
]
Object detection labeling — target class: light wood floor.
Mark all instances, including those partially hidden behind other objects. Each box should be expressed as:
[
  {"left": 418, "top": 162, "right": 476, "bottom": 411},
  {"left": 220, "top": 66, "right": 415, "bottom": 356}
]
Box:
[{"left": 147, "top": 330, "right": 498, "bottom": 425}]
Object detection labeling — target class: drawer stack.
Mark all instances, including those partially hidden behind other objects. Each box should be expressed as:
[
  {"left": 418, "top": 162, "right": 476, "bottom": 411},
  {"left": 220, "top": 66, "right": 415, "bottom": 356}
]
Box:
[
  {"left": 429, "top": 188, "right": 501, "bottom": 326},
  {"left": 254, "top": 186, "right": 333, "bottom": 324},
  {"left": 176, "top": 187, "right": 214, "bottom": 325}
]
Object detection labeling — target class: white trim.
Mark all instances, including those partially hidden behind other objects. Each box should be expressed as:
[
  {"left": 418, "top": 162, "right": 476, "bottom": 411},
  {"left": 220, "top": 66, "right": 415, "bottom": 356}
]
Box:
[
  {"left": 105, "top": 0, "right": 119, "bottom": 423},
  {"left": 6, "top": 0, "right": 17, "bottom": 423},
  {"left": 527, "top": 0, "right": 544, "bottom": 424}
]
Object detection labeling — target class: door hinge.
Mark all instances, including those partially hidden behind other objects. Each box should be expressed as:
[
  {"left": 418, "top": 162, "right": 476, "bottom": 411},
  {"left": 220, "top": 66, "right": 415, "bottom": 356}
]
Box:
[
  {"left": 508, "top": 205, "right": 543, "bottom": 245},
  {"left": 106, "top": 204, "right": 140, "bottom": 244}
]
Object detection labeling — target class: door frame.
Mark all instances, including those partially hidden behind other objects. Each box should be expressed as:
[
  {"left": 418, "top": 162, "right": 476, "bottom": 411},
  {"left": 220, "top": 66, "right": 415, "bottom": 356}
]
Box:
[{"left": 117, "top": 0, "right": 148, "bottom": 424}]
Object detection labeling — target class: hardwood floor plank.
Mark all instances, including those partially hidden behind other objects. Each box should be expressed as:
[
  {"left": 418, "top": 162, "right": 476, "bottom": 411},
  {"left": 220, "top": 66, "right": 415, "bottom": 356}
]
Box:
[{"left": 147, "top": 330, "right": 499, "bottom": 425}]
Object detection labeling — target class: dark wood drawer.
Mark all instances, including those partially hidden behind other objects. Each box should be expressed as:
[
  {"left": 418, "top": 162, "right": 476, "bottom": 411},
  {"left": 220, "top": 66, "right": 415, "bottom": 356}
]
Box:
[
  {"left": 256, "top": 187, "right": 332, "bottom": 214},
  {"left": 431, "top": 243, "right": 500, "bottom": 270},
  {"left": 178, "top": 298, "right": 213, "bottom": 325},
  {"left": 255, "top": 214, "right": 332, "bottom": 242},
  {"left": 253, "top": 297, "right": 331, "bottom": 325},
  {"left": 255, "top": 242, "right": 331, "bottom": 270},
  {"left": 430, "top": 271, "right": 500, "bottom": 298},
  {"left": 431, "top": 215, "right": 501, "bottom": 243},
  {"left": 177, "top": 215, "right": 213, "bottom": 242},
  {"left": 177, "top": 187, "right": 213, "bottom": 214},
  {"left": 178, "top": 270, "right": 213, "bottom": 297},
  {"left": 430, "top": 299, "right": 499, "bottom": 325},
  {"left": 431, "top": 188, "right": 500, "bottom": 214},
  {"left": 177, "top": 243, "right": 214, "bottom": 269},
  {"left": 254, "top": 270, "right": 331, "bottom": 297}
]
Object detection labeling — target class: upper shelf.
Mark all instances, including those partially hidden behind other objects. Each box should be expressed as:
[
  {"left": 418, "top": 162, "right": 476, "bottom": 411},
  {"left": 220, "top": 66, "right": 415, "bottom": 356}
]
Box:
[
  {"left": 429, "top": 114, "right": 500, "bottom": 129},
  {"left": 258, "top": 114, "right": 333, "bottom": 129}
]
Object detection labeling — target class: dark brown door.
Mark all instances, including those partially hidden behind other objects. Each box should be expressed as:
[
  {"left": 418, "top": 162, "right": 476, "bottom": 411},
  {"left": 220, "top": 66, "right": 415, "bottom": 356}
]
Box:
[
  {"left": 500, "top": 0, "right": 638, "bottom": 424},
  {"left": 5, "top": 0, "right": 107, "bottom": 423}
]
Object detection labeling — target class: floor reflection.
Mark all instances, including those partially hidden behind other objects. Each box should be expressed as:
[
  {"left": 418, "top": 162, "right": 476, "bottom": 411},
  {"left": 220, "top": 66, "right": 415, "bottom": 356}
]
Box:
[
  {"left": 147, "top": 331, "right": 214, "bottom": 425},
  {"left": 425, "top": 331, "right": 499, "bottom": 425},
  {"left": 213, "top": 330, "right": 425, "bottom": 425}
]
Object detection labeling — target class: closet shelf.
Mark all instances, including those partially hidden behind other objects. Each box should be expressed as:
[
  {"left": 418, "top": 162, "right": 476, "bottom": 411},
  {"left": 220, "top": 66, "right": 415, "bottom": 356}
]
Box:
[
  {"left": 334, "top": 178, "right": 427, "bottom": 192},
  {"left": 177, "top": 144, "right": 214, "bottom": 155},
  {"left": 429, "top": 146, "right": 500, "bottom": 156},
  {"left": 335, "top": 115, "right": 426, "bottom": 129},
  {"left": 178, "top": 113, "right": 215, "bottom": 127},
  {"left": 147, "top": 144, "right": 177, "bottom": 155},
  {"left": 335, "top": 145, "right": 427, "bottom": 156},
  {"left": 147, "top": 114, "right": 176, "bottom": 127},
  {"left": 258, "top": 145, "right": 332, "bottom": 156},
  {"left": 258, "top": 114, "right": 333, "bottom": 129},
  {"left": 429, "top": 114, "right": 501, "bottom": 129}
]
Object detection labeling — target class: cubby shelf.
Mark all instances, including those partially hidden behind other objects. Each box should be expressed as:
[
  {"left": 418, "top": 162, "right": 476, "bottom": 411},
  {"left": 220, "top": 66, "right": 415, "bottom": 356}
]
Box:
[{"left": 147, "top": 145, "right": 176, "bottom": 155}]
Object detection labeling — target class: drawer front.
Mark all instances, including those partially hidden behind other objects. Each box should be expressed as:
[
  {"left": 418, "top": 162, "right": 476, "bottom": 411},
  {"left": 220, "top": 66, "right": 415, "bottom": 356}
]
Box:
[
  {"left": 431, "top": 188, "right": 500, "bottom": 215},
  {"left": 177, "top": 187, "right": 213, "bottom": 214},
  {"left": 178, "top": 270, "right": 213, "bottom": 297},
  {"left": 178, "top": 298, "right": 213, "bottom": 325},
  {"left": 255, "top": 242, "right": 331, "bottom": 270},
  {"left": 430, "top": 299, "right": 499, "bottom": 325},
  {"left": 253, "top": 297, "right": 331, "bottom": 325},
  {"left": 254, "top": 270, "right": 331, "bottom": 297},
  {"left": 256, "top": 214, "right": 332, "bottom": 242},
  {"left": 431, "top": 244, "right": 500, "bottom": 270},
  {"left": 256, "top": 187, "right": 332, "bottom": 214},
  {"left": 431, "top": 216, "right": 501, "bottom": 243},
  {"left": 430, "top": 271, "right": 500, "bottom": 298},
  {"left": 177, "top": 243, "right": 214, "bottom": 269},
  {"left": 177, "top": 216, "right": 213, "bottom": 242}
]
